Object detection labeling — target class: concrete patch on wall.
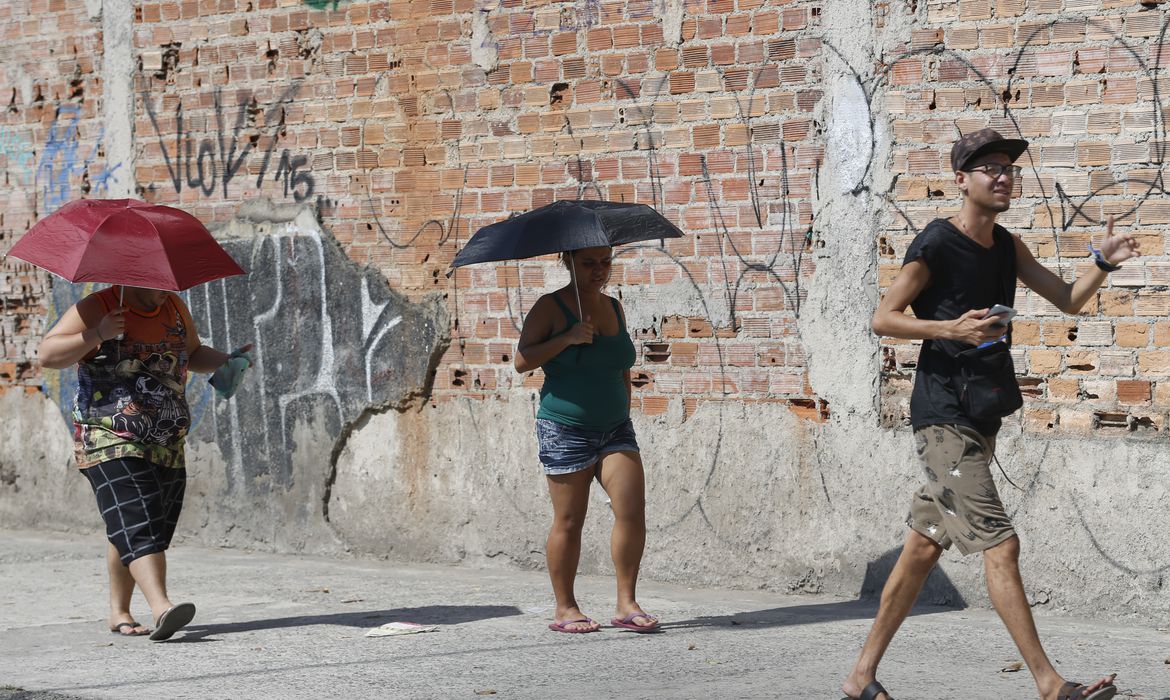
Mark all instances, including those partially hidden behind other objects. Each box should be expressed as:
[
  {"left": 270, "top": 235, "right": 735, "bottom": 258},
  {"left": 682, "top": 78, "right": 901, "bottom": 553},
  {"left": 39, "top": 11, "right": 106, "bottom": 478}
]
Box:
[
  {"left": 619, "top": 278, "right": 734, "bottom": 333},
  {"left": 470, "top": 3, "right": 499, "bottom": 72},
  {"left": 330, "top": 394, "right": 872, "bottom": 579},
  {"left": 0, "top": 388, "right": 92, "bottom": 531},
  {"left": 974, "top": 429, "right": 1170, "bottom": 619},
  {"left": 99, "top": 0, "right": 135, "bottom": 198},
  {"left": 661, "top": 0, "right": 684, "bottom": 47},
  {"left": 327, "top": 396, "right": 549, "bottom": 563},
  {"left": 332, "top": 395, "right": 926, "bottom": 600}
]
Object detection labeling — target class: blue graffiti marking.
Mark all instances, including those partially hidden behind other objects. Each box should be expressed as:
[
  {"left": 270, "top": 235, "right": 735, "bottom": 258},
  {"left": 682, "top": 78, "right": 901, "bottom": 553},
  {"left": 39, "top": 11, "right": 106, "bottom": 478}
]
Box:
[
  {"left": 0, "top": 125, "right": 35, "bottom": 184},
  {"left": 36, "top": 104, "right": 120, "bottom": 213}
]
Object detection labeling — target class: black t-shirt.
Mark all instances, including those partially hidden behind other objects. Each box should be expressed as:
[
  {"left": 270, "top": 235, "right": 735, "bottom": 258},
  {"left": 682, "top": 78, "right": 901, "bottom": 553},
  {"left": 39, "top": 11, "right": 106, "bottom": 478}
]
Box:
[{"left": 904, "top": 218, "right": 1017, "bottom": 436}]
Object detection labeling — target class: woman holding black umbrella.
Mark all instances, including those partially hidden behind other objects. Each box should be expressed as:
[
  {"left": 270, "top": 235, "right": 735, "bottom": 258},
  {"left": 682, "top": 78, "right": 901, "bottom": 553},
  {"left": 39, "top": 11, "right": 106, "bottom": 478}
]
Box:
[
  {"left": 452, "top": 200, "right": 681, "bottom": 633},
  {"left": 515, "top": 246, "right": 659, "bottom": 633}
]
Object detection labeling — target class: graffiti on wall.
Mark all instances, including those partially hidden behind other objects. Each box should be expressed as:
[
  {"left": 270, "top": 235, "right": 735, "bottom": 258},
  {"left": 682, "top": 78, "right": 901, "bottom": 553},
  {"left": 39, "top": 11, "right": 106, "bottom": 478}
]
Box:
[
  {"left": 44, "top": 214, "right": 447, "bottom": 506},
  {"left": 0, "top": 125, "right": 35, "bottom": 185},
  {"left": 186, "top": 219, "right": 447, "bottom": 503},
  {"left": 141, "top": 85, "right": 316, "bottom": 202},
  {"left": 37, "top": 104, "right": 122, "bottom": 212},
  {"left": 607, "top": 60, "right": 817, "bottom": 331},
  {"left": 874, "top": 17, "right": 1169, "bottom": 245}
]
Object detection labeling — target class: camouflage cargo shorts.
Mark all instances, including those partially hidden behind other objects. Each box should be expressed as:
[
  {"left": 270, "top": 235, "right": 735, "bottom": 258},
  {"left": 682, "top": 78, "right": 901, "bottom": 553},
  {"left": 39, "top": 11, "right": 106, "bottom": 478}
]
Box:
[{"left": 906, "top": 424, "right": 1016, "bottom": 556}]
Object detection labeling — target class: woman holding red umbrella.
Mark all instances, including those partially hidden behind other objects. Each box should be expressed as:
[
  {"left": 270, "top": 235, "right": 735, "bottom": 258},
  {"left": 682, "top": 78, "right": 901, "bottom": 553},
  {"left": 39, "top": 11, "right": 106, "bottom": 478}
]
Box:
[
  {"left": 9, "top": 199, "right": 252, "bottom": 642},
  {"left": 38, "top": 284, "right": 249, "bottom": 641}
]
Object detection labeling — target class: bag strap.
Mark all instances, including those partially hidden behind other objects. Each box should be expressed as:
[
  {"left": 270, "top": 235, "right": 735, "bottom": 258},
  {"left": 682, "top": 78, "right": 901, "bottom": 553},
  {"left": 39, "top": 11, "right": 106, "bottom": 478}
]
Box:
[
  {"left": 996, "top": 225, "right": 1017, "bottom": 307},
  {"left": 995, "top": 226, "right": 1017, "bottom": 346},
  {"left": 992, "top": 450, "right": 1023, "bottom": 491}
]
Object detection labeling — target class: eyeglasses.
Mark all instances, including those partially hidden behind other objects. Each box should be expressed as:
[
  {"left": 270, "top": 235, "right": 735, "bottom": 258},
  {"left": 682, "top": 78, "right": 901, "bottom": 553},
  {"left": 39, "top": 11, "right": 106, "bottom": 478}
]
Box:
[{"left": 964, "top": 163, "right": 1023, "bottom": 180}]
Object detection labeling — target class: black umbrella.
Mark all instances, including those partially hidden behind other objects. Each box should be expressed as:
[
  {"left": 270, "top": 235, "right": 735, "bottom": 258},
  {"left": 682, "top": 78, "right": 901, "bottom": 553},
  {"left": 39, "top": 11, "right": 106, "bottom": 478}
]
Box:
[{"left": 449, "top": 199, "right": 684, "bottom": 315}]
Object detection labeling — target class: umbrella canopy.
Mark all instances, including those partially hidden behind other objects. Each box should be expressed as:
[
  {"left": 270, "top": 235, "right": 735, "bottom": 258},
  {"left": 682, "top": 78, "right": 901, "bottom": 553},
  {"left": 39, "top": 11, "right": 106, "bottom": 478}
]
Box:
[
  {"left": 449, "top": 199, "right": 684, "bottom": 269},
  {"left": 5, "top": 198, "right": 245, "bottom": 291}
]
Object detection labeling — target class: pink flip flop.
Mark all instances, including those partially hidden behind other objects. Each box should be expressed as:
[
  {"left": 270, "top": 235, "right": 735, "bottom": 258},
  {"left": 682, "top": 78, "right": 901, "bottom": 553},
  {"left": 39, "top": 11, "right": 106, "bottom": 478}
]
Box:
[
  {"left": 548, "top": 617, "right": 600, "bottom": 633},
  {"left": 611, "top": 612, "right": 659, "bottom": 632}
]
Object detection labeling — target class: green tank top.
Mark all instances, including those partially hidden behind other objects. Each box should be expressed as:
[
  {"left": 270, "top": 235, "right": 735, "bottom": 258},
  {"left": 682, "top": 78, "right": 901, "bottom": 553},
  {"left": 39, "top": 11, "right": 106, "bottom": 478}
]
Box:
[{"left": 536, "top": 294, "right": 637, "bottom": 431}]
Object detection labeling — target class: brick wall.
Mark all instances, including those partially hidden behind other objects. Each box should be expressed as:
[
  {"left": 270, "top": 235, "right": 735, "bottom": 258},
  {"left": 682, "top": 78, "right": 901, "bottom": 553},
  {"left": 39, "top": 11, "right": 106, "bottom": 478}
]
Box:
[
  {"left": 0, "top": 1, "right": 108, "bottom": 386},
  {"left": 1, "top": 0, "right": 1169, "bottom": 440},
  {"left": 880, "top": 0, "right": 1170, "bottom": 436}
]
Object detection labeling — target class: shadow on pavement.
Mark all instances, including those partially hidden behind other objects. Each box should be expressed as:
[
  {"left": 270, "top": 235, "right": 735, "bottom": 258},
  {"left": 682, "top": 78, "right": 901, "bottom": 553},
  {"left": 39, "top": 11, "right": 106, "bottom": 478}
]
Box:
[
  {"left": 661, "top": 599, "right": 956, "bottom": 631},
  {"left": 178, "top": 604, "right": 523, "bottom": 641},
  {"left": 859, "top": 547, "right": 967, "bottom": 608},
  {"left": 663, "top": 546, "right": 966, "bottom": 631},
  {"left": 0, "top": 692, "right": 89, "bottom": 700}
]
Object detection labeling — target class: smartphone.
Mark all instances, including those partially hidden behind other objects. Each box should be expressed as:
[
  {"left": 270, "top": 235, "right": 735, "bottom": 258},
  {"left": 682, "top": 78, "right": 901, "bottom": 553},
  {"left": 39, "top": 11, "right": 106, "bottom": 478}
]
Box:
[{"left": 984, "top": 304, "right": 1017, "bottom": 327}]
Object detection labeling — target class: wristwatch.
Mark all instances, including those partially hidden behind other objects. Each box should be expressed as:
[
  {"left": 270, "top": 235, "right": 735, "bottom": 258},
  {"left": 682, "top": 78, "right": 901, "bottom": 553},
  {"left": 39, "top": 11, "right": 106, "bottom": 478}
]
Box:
[{"left": 1088, "top": 244, "right": 1121, "bottom": 272}]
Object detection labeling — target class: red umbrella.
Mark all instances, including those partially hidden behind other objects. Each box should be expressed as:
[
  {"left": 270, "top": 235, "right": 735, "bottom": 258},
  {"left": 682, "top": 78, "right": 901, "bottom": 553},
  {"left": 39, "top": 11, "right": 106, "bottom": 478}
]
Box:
[{"left": 5, "top": 199, "right": 244, "bottom": 290}]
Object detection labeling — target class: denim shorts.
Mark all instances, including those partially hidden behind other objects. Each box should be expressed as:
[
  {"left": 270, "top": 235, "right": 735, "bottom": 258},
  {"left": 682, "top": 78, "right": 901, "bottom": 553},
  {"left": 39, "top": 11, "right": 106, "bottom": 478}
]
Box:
[{"left": 535, "top": 418, "right": 640, "bottom": 476}]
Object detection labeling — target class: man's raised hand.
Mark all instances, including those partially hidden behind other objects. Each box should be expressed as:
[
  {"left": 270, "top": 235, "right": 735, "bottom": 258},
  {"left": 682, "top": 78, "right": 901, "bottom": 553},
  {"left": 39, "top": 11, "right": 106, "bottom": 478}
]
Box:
[{"left": 1098, "top": 215, "right": 1141, "bottom": 266}]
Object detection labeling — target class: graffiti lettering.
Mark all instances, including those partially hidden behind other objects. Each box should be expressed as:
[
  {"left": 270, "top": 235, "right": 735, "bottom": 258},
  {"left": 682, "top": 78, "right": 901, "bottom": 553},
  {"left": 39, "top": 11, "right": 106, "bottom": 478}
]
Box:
[
  {"left": 368, "top": 165, "right": 466, "bottom": 251},
  {"left": 190, "top": 224, "right": 446, "bottom": 500},
  {"left": 37, "top": 104, "right": 119, "bottom": 212},
  {"left": 274, "top": 150, "right": 315, "bottom": 201},
  {"left": 142, "top": 85, "right": 316, "bottom": 202}
]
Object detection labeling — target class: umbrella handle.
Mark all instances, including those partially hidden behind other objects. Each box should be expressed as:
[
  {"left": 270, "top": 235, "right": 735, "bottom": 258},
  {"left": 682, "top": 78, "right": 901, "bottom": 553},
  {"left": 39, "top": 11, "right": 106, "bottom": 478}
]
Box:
[
  {"left": 116, "top": 286, "right": 125, "bottom": 341},
  {"left": 569, "top": 251, "right": 583, "bottom": 321},
  {"left": 566, "top": 251, "right": 586, "bottom": 368}
]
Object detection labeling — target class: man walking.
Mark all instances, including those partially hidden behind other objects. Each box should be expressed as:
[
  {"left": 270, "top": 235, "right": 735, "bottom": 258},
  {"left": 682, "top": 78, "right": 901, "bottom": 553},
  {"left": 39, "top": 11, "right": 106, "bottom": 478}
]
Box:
[{"left": 842, "top": 129, "right": 1139, "bottom": 700}]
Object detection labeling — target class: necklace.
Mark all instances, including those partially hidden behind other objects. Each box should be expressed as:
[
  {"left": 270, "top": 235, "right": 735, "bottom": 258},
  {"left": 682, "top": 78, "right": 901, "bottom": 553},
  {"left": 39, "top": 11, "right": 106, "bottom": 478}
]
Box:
[{"left": 953, "top": 214, "right": 997, "bottom": 249}]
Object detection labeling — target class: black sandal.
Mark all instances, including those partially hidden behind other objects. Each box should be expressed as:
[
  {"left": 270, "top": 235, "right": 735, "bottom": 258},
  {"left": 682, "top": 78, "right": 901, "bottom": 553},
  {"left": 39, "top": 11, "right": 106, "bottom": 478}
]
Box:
[
  {"left": 149, "top": 602, "right": 196, "bottom": 641},
  {"left": 1057, "top": 681, "right": 1117, "bottom": 700},
  {"left": 109, "top": 621, "right": 149, "bottom": 636},
  {"left": 842, "top": 680, "right": 893, "bottom": 700}
]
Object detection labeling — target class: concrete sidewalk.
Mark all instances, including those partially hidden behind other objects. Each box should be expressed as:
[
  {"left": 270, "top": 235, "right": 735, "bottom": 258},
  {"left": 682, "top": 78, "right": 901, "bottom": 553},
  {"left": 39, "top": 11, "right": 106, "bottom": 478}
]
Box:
[{"left": 0, "top": 530, "right": 1165, "bottom": 700}]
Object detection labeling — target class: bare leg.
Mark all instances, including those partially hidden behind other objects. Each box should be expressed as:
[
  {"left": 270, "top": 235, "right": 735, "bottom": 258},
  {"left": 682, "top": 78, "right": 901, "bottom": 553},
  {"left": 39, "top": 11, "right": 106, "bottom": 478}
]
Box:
[
  {"left": 597, "top": 450, "right": 652, "bottom": 625},
  {"left": 545, "top": 466, "right": 599, "bottom": 631},
  {"left": 106, "top": 543, "right": 148, "bottom": 634},
  {"left": 127, "top": 551, "right": 175, "bottom": 623},
  {"left": 984, "top": 537, "right": 1113, "bottom": 700},
  {"left": 842, "top": 529, "right": 942, "bottom": 699}
]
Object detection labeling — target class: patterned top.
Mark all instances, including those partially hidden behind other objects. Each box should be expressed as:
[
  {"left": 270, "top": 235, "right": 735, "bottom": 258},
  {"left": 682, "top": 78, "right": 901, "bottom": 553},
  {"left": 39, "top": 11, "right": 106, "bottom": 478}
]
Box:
[{"left": 73, "top": 287, "right": 195, "bottom": 470}]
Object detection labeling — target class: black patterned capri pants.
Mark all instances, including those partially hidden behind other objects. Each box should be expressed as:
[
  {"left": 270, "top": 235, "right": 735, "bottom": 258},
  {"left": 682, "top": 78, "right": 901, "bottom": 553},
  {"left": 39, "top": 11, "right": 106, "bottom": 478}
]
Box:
[{"left": 82, "top": 457, "right": 186, "bottom": 565}]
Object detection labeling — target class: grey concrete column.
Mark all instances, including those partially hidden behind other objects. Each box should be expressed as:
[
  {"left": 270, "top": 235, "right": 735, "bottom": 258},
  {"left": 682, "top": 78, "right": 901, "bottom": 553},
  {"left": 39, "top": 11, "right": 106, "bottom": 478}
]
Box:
[
  {"left": 801, "top": 0, "right": 890, "bottom": 417},
  {"left": 97, "top": 0, "right": 136, "bottom": 198}
]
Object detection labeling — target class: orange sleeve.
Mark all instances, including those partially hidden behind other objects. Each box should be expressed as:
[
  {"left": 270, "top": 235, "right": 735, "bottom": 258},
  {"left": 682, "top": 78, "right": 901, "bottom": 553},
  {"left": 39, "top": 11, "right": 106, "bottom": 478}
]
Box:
[{"left": 170, "top": 294, "right": 201, "bottom": 354}]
